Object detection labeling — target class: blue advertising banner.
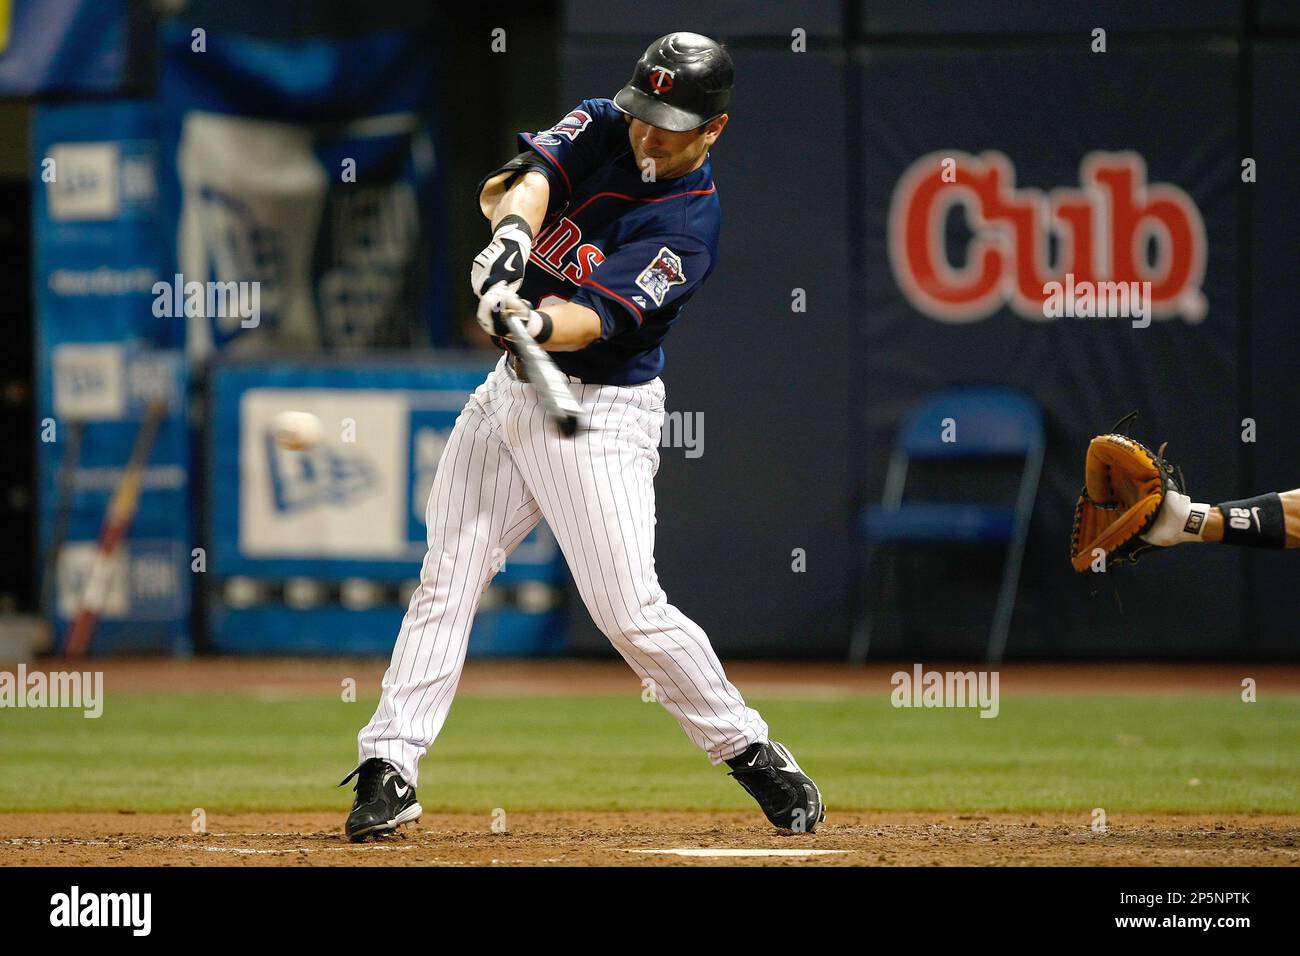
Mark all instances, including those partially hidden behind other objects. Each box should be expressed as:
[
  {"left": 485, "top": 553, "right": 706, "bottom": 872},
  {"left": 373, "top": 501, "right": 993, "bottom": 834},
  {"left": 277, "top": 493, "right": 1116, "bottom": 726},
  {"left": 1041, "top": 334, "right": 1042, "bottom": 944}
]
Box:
[
  {"left": 205, "top": 356, "right": 566, "bottom": 656},
  {"left": 32, "top": 101, "right": 191, "bottom": 654},
  {"left": 32, "top": 101, "right": 176, "bottom": 346},
  {"left": 0, "top": 0, "right": 133, "bottom": 95},
  {"left": 156, "top": 20, "right": 450, "bottom": 358}
]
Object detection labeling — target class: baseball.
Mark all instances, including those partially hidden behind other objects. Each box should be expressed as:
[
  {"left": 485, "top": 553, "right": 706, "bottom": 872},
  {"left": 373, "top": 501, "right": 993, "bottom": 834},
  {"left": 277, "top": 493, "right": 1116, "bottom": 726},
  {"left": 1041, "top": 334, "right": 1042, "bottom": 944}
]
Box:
[{"left": 271, "top": 410, "right": 323, "bottom": 451}]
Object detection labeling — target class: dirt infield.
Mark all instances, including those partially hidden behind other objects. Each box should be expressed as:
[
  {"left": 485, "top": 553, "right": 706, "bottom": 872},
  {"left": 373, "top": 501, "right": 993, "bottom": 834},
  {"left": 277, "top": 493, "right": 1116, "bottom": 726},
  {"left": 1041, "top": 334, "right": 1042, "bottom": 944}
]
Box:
[{"left": 2, "top": 811, "right": 1297, "bottom": 867}]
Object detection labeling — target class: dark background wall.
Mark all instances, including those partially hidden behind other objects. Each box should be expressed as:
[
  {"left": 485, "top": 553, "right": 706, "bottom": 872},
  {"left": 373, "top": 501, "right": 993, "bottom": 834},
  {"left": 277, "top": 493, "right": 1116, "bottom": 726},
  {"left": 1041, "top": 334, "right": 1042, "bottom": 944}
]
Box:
[
  {"left": 557, "top": 1, "right": 1299, "bottom": 659},
  {"left": 555, "top": 16, "right": 855, "bottom": 658},
  {"left": 1248, "top": 39, "right": 1300, "bottom": 657},
  {"left": 4, "top": 1, "right": 1295, "bottom": 659}
]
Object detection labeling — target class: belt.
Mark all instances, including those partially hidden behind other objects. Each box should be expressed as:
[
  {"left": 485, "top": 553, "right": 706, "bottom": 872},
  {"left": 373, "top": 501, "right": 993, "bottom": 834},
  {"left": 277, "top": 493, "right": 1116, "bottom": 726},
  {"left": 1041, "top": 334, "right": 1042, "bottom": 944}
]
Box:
[
  {"left": 509, "top": 353, "right": 588, "bottom": 386},
  {"left": 507, "top": 352, "right": 644, "bottom": 388}
]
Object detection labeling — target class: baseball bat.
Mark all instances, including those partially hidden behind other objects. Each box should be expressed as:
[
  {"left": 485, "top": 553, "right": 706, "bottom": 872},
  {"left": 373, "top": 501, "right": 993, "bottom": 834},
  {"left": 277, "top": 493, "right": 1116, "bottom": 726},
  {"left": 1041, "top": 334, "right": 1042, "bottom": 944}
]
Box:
[
  {"left": 500, "top": 300, "right": 583, "bottom": 436},
  {"left": 63, "top": 400, "right": 167, "bottom": 659},
  {"left": 36, "top": 418, "right": 83, "bottom": 653}
]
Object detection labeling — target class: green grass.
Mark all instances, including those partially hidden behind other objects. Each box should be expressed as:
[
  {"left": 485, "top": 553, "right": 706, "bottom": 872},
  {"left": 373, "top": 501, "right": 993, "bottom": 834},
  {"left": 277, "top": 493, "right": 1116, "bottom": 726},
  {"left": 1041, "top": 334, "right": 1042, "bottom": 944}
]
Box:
[{"left": 1, "top": 692, "right": 1297, "bottom": 814}]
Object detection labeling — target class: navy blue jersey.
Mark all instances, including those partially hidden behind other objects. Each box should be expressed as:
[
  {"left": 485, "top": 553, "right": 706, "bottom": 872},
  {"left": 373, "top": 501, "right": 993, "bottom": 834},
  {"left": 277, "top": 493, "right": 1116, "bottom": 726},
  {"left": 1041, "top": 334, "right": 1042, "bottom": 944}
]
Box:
[{"left": 492, "top": 98, "right": 721, "bottom": 385}]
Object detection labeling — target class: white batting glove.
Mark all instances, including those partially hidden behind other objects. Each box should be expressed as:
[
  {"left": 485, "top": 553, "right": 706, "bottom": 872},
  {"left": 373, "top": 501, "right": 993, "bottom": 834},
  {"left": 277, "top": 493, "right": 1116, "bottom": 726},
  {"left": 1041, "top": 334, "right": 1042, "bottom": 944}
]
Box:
[
  {"left": 471, "top": 215, "right": 532, "bottom": 297},
  {"left": 1140, "top": 489, "right": 1211, "bottom": 546},
  {"left": 475, "top": 283, "right": 552, "bottom": 343}
]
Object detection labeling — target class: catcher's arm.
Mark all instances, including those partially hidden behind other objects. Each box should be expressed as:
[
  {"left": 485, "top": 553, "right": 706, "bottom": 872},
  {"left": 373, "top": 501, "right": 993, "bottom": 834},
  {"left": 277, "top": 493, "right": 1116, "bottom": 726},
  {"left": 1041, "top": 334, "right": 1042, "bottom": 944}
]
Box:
[
  {"left": 1162, "top": 488, "right": 1300, "bottom": 548},
  {"left": 1071, "top": 425, "right": 1300, "bottom": 571}
]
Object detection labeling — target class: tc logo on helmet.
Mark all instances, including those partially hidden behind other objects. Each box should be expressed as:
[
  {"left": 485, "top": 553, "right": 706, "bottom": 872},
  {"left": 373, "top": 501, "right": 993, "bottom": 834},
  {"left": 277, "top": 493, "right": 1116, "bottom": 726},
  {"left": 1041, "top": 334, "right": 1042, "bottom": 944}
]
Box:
[
  {"left": 648, "top": 67, "right": 675, "bottom": 94},
  {"left": 887, "top": 151, "right": 1208, "bottom": 324}
]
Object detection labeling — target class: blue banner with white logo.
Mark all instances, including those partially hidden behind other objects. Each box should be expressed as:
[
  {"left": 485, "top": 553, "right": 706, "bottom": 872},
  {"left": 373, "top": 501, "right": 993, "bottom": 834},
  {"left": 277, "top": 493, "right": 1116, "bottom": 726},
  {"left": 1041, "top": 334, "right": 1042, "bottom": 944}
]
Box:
[
  {"left": 0, "top": 0, "right": 135, "bottom": 96},
  {"left": 157, "top": 20, "right": 450, "bottom": 359},
  {"left": 206, "top": 357, "right": 566, "bottom": 656},
  {"left": 32, "top": 101, "right": 192, "bottom": 654}
]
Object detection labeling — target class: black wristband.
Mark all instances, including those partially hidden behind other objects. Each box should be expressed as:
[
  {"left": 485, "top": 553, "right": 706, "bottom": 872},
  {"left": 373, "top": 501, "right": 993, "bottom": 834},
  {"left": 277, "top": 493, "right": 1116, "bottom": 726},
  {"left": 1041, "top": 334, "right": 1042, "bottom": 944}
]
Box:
[
  {"left": 1216, "top": 493, "right": 1286, "bottom": 549},
  {"left": 534, "top": 309, "right": 554, "bottom": 344},
  {"left": 494, "top": 213, "right": 533, "bottom": 240}
]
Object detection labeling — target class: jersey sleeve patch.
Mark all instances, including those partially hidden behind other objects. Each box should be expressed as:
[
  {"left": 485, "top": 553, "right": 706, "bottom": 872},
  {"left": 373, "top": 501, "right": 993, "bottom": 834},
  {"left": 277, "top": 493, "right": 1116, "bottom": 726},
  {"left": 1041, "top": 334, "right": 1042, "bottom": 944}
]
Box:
[
  {"left": 634, "top": 247, "right": 687, "bottom": 307},
  {"left": 547, "top": 109, "right": 593, "bottom": 142}
]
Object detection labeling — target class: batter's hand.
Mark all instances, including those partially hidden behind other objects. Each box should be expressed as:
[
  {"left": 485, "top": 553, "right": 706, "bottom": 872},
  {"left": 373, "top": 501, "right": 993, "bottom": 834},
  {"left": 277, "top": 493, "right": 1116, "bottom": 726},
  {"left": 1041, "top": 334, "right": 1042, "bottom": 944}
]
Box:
[
  {"left": 476, "top": 284, "right": 553, "bottom": 344},
  {"left": 471, "top": 215, "right": 533, "bottom": 297}
]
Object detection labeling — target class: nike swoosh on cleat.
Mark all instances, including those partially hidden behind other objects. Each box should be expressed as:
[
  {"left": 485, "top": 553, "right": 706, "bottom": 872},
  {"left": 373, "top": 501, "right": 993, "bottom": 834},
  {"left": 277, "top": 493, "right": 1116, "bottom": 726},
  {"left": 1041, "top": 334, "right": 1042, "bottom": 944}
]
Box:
[
  {"left": 504, "top": 251, "right": 519, "bottom": 271},
  {"left": 394, "top": 783, "right": 410, "bottom": 798}
]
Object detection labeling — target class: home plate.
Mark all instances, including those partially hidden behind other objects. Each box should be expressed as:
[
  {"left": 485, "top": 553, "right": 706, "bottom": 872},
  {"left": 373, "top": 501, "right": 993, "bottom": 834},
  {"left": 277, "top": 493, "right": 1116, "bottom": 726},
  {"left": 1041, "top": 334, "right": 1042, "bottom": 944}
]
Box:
[{"left": 626, "top": 848, "right": 847, "bottom": 858}]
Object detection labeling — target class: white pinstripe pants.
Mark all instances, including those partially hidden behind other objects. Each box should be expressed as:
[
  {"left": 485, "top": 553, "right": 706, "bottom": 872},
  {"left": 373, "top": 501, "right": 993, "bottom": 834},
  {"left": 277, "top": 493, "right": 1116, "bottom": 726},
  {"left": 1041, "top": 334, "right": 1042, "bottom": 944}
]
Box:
[{"left": 358, "top": 354, "right": 767, "bottom": 784}]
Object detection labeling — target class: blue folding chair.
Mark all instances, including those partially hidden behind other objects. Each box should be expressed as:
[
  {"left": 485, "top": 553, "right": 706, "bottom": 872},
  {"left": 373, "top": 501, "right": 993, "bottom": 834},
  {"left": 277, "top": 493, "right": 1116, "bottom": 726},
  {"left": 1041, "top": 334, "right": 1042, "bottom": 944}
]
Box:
[{"left": 849, "top": 387, "right": 1044, "bottom": 664}]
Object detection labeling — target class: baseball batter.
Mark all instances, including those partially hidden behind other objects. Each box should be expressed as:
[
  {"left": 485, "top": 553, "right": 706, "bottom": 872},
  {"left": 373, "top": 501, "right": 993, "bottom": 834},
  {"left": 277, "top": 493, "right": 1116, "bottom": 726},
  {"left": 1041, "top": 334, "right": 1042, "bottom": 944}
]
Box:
[{"left": 341, "top": 33, "right": 824, "bottom": 840}]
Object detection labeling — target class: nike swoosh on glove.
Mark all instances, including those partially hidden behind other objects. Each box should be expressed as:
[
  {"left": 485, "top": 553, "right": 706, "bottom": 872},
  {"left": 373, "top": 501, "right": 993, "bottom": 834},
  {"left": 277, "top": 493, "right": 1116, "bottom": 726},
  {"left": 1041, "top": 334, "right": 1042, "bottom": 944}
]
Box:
[{"left": 471, "top": 215, "right": 532, "bottom": 297}]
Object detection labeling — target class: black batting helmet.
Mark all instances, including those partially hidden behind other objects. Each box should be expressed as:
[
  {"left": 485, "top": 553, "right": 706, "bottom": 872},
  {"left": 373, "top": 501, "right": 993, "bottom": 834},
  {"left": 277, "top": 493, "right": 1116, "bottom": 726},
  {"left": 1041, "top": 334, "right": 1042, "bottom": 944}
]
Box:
[{"left": 613, "top": 32, "right": 734, "bottom": 133}]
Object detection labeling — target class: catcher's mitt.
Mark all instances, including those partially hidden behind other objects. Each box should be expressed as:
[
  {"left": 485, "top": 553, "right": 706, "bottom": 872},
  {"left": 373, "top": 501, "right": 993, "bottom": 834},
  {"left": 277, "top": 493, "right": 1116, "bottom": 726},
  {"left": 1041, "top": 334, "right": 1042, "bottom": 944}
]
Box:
[{"left": 1070, "top": 414, "right": 1187, "bottom": 572}]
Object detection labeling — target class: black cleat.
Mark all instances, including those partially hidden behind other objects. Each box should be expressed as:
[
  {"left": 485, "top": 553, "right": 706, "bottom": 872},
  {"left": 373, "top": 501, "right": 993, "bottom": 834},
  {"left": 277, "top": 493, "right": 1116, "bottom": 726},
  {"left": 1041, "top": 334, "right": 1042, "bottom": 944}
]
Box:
[
  {"left": 726, "top": 741, "right": 825, "bottom": 833},
  {"left": 340, "top": 758, "right": 422, "bottom": 842}
]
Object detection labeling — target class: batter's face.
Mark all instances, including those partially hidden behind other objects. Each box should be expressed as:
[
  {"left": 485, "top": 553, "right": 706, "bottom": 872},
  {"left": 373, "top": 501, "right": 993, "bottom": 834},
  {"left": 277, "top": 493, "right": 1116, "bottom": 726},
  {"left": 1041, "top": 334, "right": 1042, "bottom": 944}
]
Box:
[{"left": 626, "top": 114, "right": 728, "bottom": 180}]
